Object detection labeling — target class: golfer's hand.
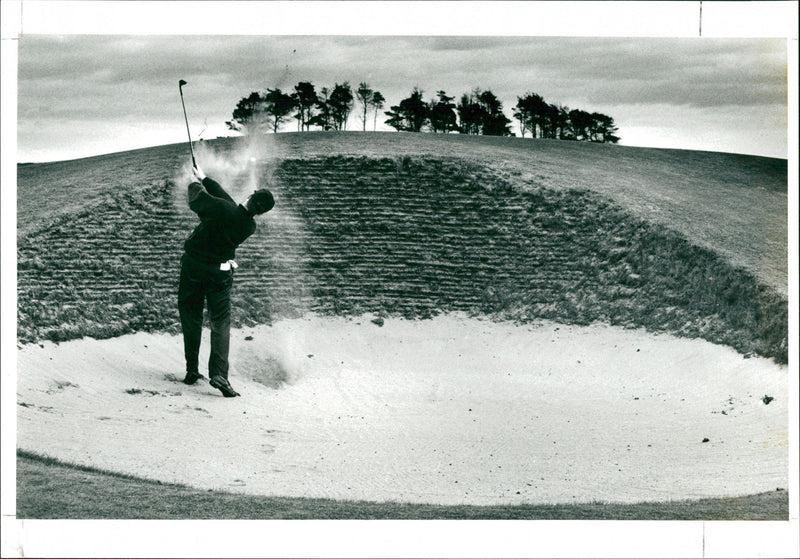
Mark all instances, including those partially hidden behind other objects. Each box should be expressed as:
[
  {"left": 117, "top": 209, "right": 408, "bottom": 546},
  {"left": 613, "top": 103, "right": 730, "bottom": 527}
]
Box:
[{"left": 192, "top": 165, "right": 206, "bottom": 183}]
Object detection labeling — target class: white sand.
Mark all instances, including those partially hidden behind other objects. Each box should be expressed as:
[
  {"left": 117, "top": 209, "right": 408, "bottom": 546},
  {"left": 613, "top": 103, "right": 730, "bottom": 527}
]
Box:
[{"left": 16, "top": 314, "right": 788, "bottom": 506}]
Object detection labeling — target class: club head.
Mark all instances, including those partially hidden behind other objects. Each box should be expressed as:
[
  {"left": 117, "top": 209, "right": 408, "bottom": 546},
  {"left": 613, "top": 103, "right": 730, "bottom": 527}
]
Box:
[{"left": 179, "top": 79, "right": 187, "bottom": 88}]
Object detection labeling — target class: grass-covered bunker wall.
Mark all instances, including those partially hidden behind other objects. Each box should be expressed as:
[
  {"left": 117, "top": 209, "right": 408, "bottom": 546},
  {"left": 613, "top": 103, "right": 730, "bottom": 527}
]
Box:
[{"left": 17, "top": 155, "right": 787, "bottom": 363}]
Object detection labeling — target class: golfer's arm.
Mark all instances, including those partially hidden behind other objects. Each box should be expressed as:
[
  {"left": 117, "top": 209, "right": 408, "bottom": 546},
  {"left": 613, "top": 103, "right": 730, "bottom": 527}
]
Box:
[
  {"left": 188, "top": 182, "right": 227, "bottom": 218},
  {"left": 201, "top": 177, "right": 235, "bottom": 204}
]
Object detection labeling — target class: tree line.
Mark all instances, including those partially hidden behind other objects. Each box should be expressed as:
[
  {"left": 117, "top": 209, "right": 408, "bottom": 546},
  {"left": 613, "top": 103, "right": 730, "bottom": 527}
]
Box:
[
  {"left": 226, "top": 82, "right": 384, "bottom": 134},
  {"left": 227, "top": 81, "right": 619, "bottom": 143}
]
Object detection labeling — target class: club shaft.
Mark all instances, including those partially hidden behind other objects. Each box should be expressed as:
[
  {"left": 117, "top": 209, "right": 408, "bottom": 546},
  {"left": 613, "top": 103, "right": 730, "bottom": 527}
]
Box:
[{"left": 179, "top": 85, "right": 197, "bottom": 168}]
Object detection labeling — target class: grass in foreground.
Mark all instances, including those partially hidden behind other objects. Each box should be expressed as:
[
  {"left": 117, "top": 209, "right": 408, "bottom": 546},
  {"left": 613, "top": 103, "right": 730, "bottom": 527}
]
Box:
[{"left": 16, "top": 450, "right": 788, "bottom": 520}]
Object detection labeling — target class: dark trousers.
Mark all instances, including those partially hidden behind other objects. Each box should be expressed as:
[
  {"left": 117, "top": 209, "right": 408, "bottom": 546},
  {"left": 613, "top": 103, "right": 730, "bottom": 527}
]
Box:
[{"left": 178, "top": 254, "right": 233, "bottom": 379}]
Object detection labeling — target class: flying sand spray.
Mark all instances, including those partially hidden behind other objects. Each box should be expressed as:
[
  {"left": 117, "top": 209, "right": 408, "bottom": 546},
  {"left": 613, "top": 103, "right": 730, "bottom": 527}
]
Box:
[
  {"left": 176, "top": 47, "right": 296, "bottom": 194},
  {"left": 170, "top": 58, "right": 332, "bottom": 386},
  {"left": 175, "top": 78, "right": 270, "bottom": 202}
]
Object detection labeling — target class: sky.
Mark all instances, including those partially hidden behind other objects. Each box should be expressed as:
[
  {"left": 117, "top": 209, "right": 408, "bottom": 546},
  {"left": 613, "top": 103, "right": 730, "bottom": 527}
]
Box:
[{"left": 4, "top": 2, "right": 795, "bottom": 163}]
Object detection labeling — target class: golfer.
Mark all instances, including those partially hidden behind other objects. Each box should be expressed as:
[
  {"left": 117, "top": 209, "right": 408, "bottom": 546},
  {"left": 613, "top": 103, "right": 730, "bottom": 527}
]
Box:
[{"left": 179, "top": 165, "right": 274, "bottom": 397}]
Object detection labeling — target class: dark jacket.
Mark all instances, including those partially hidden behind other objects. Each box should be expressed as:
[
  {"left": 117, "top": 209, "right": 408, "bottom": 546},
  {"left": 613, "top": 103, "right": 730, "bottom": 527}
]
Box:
[{"left": 183, "top": 177, "right": 256, "bottom": 265}]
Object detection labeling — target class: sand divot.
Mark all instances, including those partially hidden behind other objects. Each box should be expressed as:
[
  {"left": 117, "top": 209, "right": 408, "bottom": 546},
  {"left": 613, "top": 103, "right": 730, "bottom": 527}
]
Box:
[{"left": 16, "top": 314, "right": 788, "bottom": 506}]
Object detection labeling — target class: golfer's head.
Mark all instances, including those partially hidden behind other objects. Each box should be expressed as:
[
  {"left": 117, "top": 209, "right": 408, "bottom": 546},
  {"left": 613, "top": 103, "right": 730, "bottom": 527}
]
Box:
[{"left": 246, "top": 189, "right": 274, "bottom": 215}]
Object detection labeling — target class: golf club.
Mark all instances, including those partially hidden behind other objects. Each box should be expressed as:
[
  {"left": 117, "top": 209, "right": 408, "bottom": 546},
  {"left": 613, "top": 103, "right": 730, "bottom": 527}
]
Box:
[{"left": 178, "top": 79, "right": 197, "bottom": 169}]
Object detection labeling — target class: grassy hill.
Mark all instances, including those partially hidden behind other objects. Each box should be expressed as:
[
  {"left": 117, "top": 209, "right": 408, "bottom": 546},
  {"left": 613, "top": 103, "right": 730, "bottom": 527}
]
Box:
[{"left": 16, "top": 132, "right": 788, "bottom": 362}]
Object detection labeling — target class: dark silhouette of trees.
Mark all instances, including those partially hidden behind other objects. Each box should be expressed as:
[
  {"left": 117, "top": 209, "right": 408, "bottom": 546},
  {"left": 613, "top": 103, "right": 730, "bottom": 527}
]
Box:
[
  {"left": 228, "top": 81, "right": 619, "bottom": 142},
  {"left": 568, "top": 109, "right": 593, "bottom": 142},
  {"left": 514, "top": 93, "right": 619, "bottom": 143},
  {"left": 226, "top": 89, "right": 296, "bottom": 134},
  {"left": 429, "top": 91, "right": 458, "bottom": 133},
  {"left": 263, "top": 88, "right": 296, "bottom": 133},
  {"left": 293, "top": 81, "right": 318, "bottom": 131},
  {"left": 329, "top": 82, "right": 354, "bottom": 131},
  {"left": 552, "top": 104, "right": 571, "bottom": 140},
  {"left": 514, "top": 93, "right": 559, "bottom": 138},
  {"left": 455, "top": 89, "right": 511, "bottom": 136},
  {"left": 385, "top": 87, "right": 428, "bottom": 132},
  {"left": 356, "top": 82, "right": 374, "bottom": 132},
  {"left": 226, "top": 91, "right": 267, "bottom": 133},
  {"left": 589, "top": 112, "right": 620, "bottom": 143},
  {"left": 478, "top": 90, "right": 513, "bottom": 136},
  {"left": 513, "top": 95, "right": 534, "bottom": 138},
  {"left": 456, "top": 90, "right": 483, "bottom": 135},
  {"left": 308, "top": 87, "right": 334, "bottom": 130},
  {"left": 306, "top": 83, "right": 353, "bottom": 130},
  {"left": 370, "top": 91, "right": 385, "bottom": 131}
]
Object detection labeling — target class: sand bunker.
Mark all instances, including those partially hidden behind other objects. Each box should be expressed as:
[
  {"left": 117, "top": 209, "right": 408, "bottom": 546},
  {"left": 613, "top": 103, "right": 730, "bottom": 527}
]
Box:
[{"left": 16, "top": 314, "right": 787, "bottom": 506}]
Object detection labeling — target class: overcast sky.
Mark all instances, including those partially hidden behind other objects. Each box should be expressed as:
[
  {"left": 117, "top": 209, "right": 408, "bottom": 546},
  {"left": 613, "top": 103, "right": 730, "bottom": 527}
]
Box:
[{"left": 8, "top": 3, "right": 793, "bottom": 162}]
